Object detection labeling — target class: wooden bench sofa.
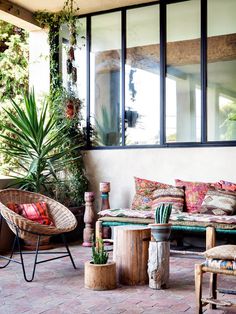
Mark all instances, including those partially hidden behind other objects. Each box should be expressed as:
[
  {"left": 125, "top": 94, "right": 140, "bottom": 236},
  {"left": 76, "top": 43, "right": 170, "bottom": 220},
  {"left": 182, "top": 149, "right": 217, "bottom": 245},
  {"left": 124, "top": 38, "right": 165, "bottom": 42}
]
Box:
[
  {"left": 93, "top": 179, "right": 236, "bottom": 252},
  {"left": 96, "top": 210, "right": 236, "bottom": 251}
]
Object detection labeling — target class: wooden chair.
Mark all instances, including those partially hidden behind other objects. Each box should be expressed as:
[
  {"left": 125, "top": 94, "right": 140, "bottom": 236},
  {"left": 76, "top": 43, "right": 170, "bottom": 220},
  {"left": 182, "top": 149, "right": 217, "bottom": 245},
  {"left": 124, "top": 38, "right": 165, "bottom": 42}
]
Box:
[
  {"left": 0, "top": 189, "right": 77, "bottom": 282},
  {"left": 195, "top": 245, "right": 236, "bottom": 314}
]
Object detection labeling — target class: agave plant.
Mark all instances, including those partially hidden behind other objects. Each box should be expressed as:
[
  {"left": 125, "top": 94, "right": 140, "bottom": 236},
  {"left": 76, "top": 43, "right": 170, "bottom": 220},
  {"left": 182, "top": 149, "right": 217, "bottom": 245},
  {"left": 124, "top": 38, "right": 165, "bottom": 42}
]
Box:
[
  {"left": 91, "top": 238, "right": 109, "bottom": 264},
  {"left": 155, "top": 203, "right": 172, "bottom": 224},
  {"left": 0, "top": 90, "right": 79, "bottom": 193}
]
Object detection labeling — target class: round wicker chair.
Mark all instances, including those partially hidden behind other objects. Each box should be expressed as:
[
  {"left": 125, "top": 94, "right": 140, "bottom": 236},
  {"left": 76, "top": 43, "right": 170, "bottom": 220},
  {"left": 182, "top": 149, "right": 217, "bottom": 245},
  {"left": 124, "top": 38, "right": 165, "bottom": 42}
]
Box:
[{"left": 0, "top": 189, "right": 78, "bottom": 282}]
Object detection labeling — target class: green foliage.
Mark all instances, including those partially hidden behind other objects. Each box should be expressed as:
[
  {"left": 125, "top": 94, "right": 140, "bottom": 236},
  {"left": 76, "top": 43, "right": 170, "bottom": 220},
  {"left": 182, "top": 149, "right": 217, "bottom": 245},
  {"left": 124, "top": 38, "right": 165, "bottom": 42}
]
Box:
[
  {"left": 155, "top": 203, "right": 172, "bottom": 224},
  {"left": 34, "top": 0, "right": 79, "bottom": 29},
  {"left": 0, "top": 21, "right": 28, "bottom": 102},
  {"left": 0, "top": 21, "right": 29, "bottom": 174},
  {"left": 92, "top": 238, "right": 109, "bottom": 265},
  {"left": 219, "top": 102, "right": 236, "bottom": 140},
  {"left": 47, "top": 86, "right": 88, "bottom": 206},
  {"left": 34, "top": 0, "right": 88, "bottom": 205},
  {"left": 0, "top": 90, "right": 80, "bottom": 193}
]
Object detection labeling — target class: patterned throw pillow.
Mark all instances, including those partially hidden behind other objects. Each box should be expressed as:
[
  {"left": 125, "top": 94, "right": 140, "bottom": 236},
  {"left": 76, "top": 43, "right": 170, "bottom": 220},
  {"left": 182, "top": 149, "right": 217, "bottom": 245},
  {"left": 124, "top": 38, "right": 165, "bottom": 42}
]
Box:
[
  {"left": 131, "top": 177, "right": 171, "bottom": 210},
  {"left": 7, "top": 202, "right": 22, "bottom": 214},
  {"left": 219, "top": 180, "right": 236, "bottom": 192},
  {"left": 200, "top": 189, "right": 236, "bottom": 216},
  {"left": 151, "top": 187, "right": 185, "bottom": 214},
  {"left": 175, "top": 179, "right": 212, "bottom": 213},
  {"left": 8, "top": 202, "right": 54, "bottom": 225}
]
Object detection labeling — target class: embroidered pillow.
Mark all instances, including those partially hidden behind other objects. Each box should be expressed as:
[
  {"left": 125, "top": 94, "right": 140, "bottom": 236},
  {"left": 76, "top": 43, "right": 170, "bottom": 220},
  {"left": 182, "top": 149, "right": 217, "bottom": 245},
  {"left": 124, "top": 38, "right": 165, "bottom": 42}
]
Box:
[
  {"left": 7, "top": 203, "right": 22, "bottom": 214},
  {"left": 132, "top": 177, "right": 171, "bottom": 210},
  {"left": 200, "top": 189, "right": 236, "bottom": 216},
  {"left": 175, "top": 179, "right": 212, "bottom": 213},
  {"left": 20, "top": 202, "right": 53, "bottom": 225},
  {"left": 151, "top": 187, "right": 184, "bottom": 214},
  {"left": 219, "top": 180, "right": 236, "bottom": 192}
]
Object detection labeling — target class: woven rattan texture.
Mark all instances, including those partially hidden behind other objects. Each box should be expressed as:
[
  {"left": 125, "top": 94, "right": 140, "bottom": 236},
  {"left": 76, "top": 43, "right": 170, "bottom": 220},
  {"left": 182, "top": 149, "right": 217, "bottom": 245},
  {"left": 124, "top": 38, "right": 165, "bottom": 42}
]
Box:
[{"left": 0, "top": 189, "right": 77, "bottom": 241}]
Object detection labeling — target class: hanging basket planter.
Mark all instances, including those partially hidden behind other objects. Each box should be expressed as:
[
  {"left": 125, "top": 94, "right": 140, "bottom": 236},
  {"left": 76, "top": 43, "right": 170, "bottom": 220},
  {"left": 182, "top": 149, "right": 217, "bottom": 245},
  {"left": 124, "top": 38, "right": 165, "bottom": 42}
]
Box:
[
  {"left": 66, "top": 99, "right": 76, "bottom": 119},
  {"left": 68, "top": 46, "right": 75, "bottom": 61}
]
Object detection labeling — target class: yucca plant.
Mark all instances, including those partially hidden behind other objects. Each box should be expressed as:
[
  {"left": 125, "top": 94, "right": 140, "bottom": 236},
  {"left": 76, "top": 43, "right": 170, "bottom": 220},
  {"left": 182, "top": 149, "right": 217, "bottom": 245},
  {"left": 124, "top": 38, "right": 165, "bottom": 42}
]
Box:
[
  {"left": 155, "top": 203, "right": 172, "bottom": 224},
  {"left": 0, "top": 90, "right": 80, "bottom": 193},
  {"left": 91, "top": 238, "right": 109, "bottom": 264}
]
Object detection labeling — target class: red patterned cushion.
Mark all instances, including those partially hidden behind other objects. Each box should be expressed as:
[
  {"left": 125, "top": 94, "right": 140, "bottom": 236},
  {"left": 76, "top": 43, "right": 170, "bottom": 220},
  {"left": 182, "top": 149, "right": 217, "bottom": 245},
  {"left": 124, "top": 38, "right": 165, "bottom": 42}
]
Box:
[
  {"left": 151, "top": 187, "right": 185, "bottom": 213},
  {"left": 175, "top": 179, "right": 212, "bottom": 213},
  {"left": 132, "top": 177, "right": 171, "bottom": 210},
  {"left": 219, "top": 180, "right": 236, "bottom": 192},
  {"left": 8, "top": 202, "right": 53, "bottom": 225},
  {"left": 7, "top": 203, "right": 22, "bottom": 214}
]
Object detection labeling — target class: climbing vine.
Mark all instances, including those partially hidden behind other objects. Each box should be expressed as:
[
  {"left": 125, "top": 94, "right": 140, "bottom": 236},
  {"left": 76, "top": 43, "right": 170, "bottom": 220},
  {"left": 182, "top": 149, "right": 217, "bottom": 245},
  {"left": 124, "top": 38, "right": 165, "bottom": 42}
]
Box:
[{"left": 34, "top": 0, "right": 89, "bottom": 206}]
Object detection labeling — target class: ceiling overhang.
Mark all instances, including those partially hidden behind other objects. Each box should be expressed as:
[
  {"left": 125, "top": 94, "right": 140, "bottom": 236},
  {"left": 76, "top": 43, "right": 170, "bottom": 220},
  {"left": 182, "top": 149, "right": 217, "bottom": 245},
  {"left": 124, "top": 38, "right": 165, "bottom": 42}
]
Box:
[{"left": 0, "top": 0, "right": 157, "bottom": 31}]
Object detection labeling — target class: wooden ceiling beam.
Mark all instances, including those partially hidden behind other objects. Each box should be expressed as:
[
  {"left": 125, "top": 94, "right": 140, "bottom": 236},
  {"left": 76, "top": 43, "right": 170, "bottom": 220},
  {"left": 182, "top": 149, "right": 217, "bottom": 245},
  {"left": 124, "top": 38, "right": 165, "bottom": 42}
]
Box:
[{"left": 0, "top": 0, "right": 41, "bottom": 31}]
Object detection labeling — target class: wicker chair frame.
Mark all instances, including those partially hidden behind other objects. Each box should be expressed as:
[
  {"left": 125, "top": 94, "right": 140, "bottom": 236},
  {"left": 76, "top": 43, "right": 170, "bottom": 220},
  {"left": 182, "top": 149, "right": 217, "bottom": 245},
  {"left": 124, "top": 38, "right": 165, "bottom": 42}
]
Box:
[
  {"left": 195, "top": 258, "right": 236, "bottom": 313},
  {"left": 0, "top": 189, "right": 77, "bottom": 282}
]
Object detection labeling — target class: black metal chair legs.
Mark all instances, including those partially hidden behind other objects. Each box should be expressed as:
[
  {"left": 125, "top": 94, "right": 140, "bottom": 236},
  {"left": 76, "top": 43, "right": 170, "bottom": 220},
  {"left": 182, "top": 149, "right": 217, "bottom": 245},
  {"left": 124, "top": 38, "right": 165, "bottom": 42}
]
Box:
[{"left": 0, "top": 227, "right": 77, "bottom": 282}]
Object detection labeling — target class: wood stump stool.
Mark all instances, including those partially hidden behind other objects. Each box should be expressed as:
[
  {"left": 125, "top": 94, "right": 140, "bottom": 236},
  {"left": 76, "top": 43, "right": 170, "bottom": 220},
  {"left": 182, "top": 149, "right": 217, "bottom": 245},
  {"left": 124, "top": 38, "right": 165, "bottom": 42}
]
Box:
[
  {"left": 113, "top": 225, "right": 151, "bottom": 285},
  {"left": 148, "top": 241, "right": 170, "bottom": 289}
]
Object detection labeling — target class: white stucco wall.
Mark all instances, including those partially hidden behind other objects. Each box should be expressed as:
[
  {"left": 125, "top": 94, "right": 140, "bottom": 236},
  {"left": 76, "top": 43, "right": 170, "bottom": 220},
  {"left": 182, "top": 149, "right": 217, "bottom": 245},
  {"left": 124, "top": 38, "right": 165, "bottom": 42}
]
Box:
[
  {"left": 29, "top": 30, "right": 50, "bottom": 99},
  {"left": 84, "top": 146, "right": 236, "bottom": 211}
]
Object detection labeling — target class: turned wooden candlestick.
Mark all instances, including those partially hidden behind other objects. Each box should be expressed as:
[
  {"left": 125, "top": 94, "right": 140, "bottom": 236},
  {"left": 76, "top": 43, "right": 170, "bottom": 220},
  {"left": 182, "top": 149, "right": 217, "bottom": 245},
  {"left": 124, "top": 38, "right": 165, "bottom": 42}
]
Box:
[
  {"left": 83, "top": 192, "right": 96, "bottom": 247},
  {"left": 100, "top": 182, "right": 110, "bottom": 210}
]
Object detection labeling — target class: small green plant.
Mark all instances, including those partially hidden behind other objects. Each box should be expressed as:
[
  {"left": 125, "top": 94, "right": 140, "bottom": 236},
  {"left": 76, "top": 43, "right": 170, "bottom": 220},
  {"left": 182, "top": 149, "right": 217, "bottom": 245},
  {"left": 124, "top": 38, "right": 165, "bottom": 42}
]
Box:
[
  {"left": 92, "top": 238, "right": 109, "bottom": 264},
  {"left": 155, "top": 203, "right": 172, "bottom": 224}
]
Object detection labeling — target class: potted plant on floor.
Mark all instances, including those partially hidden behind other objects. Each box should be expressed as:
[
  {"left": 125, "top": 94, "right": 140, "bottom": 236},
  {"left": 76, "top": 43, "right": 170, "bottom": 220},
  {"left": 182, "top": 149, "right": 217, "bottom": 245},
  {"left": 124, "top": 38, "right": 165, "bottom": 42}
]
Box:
[
  {"left": 149, "top": 203, "right": 172, "bottom": 242},
  {"left": 84, "top": 238, "right": 117, "bottom": 290}
]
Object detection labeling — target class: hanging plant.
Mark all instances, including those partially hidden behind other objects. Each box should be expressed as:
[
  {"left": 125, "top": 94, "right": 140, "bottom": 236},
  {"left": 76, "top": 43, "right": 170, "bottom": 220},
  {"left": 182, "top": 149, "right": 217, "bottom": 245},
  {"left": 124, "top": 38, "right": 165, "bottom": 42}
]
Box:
[
  {"left": 34, "top": 0, "right": 79, "bottom": 30},
  {"left": 33, "top": 0, "right": 89, "bottom": 207}
]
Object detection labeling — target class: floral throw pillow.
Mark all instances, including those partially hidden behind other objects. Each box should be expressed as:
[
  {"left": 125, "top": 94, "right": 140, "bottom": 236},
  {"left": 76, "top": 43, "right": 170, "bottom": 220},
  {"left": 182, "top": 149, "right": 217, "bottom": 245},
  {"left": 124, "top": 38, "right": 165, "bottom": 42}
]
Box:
[
  {"left": 131, "top": 177, "right": 171, "bottom": 210},
  {"left": 8, "top": 202, "right": 54, "bottom": 225},
  {"left": 151, "top": 186, "right": 185, "bottom": 214},
  {"left": 200, "top": 189, "right": 236, "bottom": 216},
  {"left": 175, "top": 179, "right": 212, "bottom": 213}
]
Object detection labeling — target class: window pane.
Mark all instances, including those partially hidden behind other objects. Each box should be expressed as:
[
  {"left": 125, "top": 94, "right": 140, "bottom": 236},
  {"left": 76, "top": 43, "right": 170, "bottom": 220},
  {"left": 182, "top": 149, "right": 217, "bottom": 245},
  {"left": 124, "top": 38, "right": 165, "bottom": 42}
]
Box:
[
  {"left": 90, "top": 13, "right": 121, "bottom": 146},
  {"left": 207, "top": 0, "right": 236, "bottom": 141},
  {"left": 125, "top": 5, "right": 160, "bottom": 145},
  {"left": 166, "top": 0, "right": 201, "bottom": 143}
]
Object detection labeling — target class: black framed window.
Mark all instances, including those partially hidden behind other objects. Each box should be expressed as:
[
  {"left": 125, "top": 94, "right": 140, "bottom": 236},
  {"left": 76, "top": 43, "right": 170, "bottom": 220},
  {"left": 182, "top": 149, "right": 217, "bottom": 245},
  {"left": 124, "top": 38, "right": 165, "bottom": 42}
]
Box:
[
  {"left": 60, "top": 0, "right": 236, "bottom": 149},
  {"left": 207, "top": 0, "right": 236, "bottom": 141},
  {"left": 125, "top": 5, "right": 160, "bottom": 145}
]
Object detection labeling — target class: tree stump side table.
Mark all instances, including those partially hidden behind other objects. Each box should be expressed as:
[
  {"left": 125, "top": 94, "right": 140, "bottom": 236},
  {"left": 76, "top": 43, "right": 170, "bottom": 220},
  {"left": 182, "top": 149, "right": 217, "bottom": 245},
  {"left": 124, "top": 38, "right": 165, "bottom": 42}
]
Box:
[
  {"left": 113, "top": 225, "right": 151, "bottom": 285},
  {"left": 148, "top": 241, "right": 170, "bottom": 289}
]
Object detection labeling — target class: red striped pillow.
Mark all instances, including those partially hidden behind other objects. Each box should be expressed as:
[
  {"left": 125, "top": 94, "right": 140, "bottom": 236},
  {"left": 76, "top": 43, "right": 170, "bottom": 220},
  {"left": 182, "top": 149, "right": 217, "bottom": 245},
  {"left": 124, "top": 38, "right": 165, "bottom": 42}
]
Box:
[
  {"left": 8, "top": 202, "right": 54, "bottom": 226},
  {"left": 151, "top": 187, "right": 185, "bottom": 213}
]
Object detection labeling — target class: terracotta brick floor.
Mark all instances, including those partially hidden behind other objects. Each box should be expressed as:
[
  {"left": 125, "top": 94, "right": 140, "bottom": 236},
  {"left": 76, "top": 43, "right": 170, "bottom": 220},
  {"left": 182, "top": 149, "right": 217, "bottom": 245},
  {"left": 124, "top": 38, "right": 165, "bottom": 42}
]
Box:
[{"left": 0, "top": 242, "right": 236, "bottom": 314}]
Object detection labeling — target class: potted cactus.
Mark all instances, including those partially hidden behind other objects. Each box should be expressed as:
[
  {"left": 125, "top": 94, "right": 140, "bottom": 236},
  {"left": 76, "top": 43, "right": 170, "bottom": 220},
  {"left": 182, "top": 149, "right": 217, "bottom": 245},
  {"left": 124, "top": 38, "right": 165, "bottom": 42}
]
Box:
[
  {"left": 149, "top": 203, "right": 172, "bottom": 242},
  {"left": 84, "top": 238, "right": 117, "bottom": 290}
]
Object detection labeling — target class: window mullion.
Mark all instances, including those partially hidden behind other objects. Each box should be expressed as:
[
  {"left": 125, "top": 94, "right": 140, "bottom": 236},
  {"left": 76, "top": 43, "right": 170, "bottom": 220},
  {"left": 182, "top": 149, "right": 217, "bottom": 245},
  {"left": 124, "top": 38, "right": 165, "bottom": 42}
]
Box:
[
  {"left": 201, "top": 0, "right": 207, "bottom": 143},
  {"left": 160, "top": 0, "right": 166, "bottom": 146},
  {"left": 121, "top": 9, "right": 126, "bottom": 147},
  {"left": 86, "top": 16, "right": 91, "bottom": 148}
]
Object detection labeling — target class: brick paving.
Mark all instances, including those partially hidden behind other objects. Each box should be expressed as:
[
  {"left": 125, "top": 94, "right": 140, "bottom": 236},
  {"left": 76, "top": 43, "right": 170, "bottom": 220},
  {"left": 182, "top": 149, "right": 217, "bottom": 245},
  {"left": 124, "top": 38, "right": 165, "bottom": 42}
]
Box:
[{"left": 0, "top": 242, "right": 236, "bottom": 314}]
